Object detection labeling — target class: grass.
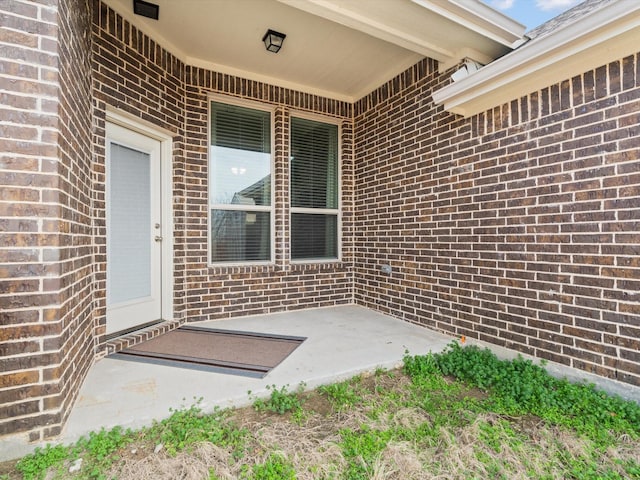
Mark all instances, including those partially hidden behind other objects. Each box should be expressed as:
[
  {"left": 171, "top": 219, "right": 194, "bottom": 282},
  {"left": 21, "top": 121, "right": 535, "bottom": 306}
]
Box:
[
  {"left": 251, "top": 383, "right": 306, "bottom": 416},
  {"left": 1, "top": 341, "right": 639, "bottom": 479}
]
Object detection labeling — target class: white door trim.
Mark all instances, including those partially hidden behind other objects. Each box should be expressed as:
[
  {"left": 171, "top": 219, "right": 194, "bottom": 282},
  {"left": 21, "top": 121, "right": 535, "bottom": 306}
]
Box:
[{"left": 105, "top": 109, "right": 174, "bottom": 327}]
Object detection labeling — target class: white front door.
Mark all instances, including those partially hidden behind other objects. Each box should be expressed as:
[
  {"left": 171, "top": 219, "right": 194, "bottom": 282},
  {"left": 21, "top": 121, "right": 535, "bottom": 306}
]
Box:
[{"left": 106, "top": 122, "right": 163, "bottom": 335}]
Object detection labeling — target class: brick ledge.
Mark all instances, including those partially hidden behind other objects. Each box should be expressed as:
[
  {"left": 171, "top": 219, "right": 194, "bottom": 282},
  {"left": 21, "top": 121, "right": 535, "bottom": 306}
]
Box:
[{"left": 106, "top": 319, "right": 184, "bottom": 355}]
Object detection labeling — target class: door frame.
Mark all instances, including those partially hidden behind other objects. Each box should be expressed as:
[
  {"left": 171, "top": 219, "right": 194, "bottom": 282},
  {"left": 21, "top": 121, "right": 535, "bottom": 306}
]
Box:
[{"left": 105, "top": 108, "right": 174, "bottom": 328}]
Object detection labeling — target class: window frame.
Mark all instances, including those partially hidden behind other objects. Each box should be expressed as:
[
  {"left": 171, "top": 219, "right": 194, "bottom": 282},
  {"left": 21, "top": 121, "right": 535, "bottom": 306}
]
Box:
[
  {"left": 289, "top": 111, "right": 342, "bottom": 264},
  {"left": 208, "top": 94, "right": 276, "bottom": 266}
]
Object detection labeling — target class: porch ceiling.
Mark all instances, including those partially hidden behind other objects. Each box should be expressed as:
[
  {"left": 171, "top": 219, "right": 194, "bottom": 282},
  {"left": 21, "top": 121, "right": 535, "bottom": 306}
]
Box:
[{"left": 102, "top": 0, "right": 525, "bottom": 102}]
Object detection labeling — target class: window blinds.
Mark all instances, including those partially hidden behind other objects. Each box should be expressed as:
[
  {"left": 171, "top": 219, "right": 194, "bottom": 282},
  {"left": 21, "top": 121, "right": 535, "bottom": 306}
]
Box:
[
  {"left": 211, "top": 102, "right": 271, "bottom": 153},
  {"left": 290, "top": 117, "right": 339, "bottom": 260},
  {"left": 290, "top": 117, "right": 338, "bottom": 209},
  {"left": 210, "top": 101, "right": 272, "bottom": 263}
]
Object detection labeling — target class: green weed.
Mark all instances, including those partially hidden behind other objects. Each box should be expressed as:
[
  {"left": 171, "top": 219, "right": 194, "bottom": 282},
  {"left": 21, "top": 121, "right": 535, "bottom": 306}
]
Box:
[
  {"left": 405, "top": 342, "right": 640, "bottom": 444},
  {"left": 318, "top": 376, "right": 364, "bottom": 411},
  {"left": 403, "top": 351, "right": 459, "bottom": 395},
  {"left": 339, "top": 426, "right": 392, "bottom": 480},
  {"left": 14, "top": 426, "right": 131, "bottom": 480},
  {"left": 252, "top": 384, "right": 305, "bottom": 415},
  {"left": 246, "top": 454, "right": 297, "bottom": 479},
  {"left": 147, "top": 401, "right": 247, "bottom": 457},
  {"left": 15, "top": 444, "right": 69, "bottom": 480}
]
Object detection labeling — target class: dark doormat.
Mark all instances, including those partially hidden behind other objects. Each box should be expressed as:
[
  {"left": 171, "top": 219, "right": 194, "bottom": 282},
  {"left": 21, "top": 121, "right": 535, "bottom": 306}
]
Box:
[{"left": 109, "top": 326, "right": 306, "bottom": 378}]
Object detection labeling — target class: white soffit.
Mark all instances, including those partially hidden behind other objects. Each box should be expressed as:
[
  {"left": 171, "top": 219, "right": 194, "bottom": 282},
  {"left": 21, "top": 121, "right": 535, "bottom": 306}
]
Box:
[
  {"left": 280, "top": 0, "right": 525, "bottom": 70},
  {"left": 432, "top": 1, "right": 640, "bottom": 117},
  {"left": 100, "top": 0, "right": 525, "bottom": 102}
]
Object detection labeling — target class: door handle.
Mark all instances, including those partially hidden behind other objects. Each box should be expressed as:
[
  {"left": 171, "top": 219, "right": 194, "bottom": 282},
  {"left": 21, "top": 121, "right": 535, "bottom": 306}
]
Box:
[{"left": 154, "top": 236, "right": 163, "bottom": 242}]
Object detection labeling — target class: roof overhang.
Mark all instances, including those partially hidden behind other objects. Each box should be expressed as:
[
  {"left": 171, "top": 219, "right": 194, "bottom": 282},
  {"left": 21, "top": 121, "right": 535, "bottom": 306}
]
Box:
[
  {"left": 432, "top": 1, "right": 640, "bottom": 117},
  {"left": 100, "top": 0, "right": 525, "bottom": 102},
  {"left": 280, "top": 0, "right": 525, "bottom": 71}
]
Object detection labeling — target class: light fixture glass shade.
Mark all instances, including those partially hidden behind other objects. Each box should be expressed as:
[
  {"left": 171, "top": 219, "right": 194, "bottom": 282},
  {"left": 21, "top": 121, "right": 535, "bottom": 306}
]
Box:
[{"left": 262, "top": 29, "right": 286, "bottom": 53}]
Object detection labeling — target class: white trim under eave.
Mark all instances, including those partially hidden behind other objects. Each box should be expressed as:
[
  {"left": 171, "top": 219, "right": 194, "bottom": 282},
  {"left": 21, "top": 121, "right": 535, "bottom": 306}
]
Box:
[
  {"left": 411, "top": 0, "right": 525, "bottom": 47},
  {"left": 431, "top": 1, "right": 640, "bottom": 118}
]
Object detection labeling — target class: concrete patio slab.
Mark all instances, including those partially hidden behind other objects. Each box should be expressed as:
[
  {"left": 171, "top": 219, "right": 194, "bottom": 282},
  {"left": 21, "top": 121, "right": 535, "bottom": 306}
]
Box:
[{"left": 62, "top": 305, "right": 452, "bottom": 443}]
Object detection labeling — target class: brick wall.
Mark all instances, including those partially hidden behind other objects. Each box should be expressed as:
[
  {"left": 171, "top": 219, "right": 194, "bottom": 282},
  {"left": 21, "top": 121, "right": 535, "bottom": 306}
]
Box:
[
  {"left": 354, "top": 54, "right": 640, "bottom": 386},
  {"left": 53, "top": 0, "right": 94, "bottom": 439},
  {"left": 0, "top": 0, "right": 94, "bottom": 441},
  {"left": 92, "top": 2, "right": 354, "bottom": 351}
]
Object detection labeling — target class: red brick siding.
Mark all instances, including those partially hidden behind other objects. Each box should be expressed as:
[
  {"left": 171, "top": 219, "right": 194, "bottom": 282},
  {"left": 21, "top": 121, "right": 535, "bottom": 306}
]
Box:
[
  {"left": 0, "top": 0, "right": 94, "bottom": 441},
  {"left": 354, "top": 55, "right": 640, "bottom": 386},
  {"left": 52, "top": 0, "right": 95, "bottom": 439}
]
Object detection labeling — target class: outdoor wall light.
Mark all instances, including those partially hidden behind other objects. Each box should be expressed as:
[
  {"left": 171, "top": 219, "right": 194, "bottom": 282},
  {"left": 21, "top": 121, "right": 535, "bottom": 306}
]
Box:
[
  {"left": 133, "top": 0, "right": 159, "bottom": 20},
  {"left": 262, "top": 29, "right": 286, "bottom": 53}
]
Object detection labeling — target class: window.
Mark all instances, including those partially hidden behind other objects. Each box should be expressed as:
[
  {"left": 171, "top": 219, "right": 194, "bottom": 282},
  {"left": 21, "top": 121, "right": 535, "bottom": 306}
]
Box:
[
  {"left": 290, "top": 116, "right": 340, "bottom": 260},
  {"left": 210, "top": 101, "right": 272, "bottom": 263}
]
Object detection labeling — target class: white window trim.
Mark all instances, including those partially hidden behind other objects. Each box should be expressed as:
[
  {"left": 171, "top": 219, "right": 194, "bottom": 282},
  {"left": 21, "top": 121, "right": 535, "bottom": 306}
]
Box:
[
  {"left": 289, "top": 111, "right": 342, "bottom": 264},
  {"left": 208, "top": 94, "right": 276, "bottom": 267}
]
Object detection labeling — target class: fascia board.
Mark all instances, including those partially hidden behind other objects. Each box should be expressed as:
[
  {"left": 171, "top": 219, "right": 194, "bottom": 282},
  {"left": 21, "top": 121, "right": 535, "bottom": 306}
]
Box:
[
  {"left": 411, "top": 0, "right": 526, "bottom": 46},
  {"left": 432, "top": 1, "right": 640, "bottom": 117}
]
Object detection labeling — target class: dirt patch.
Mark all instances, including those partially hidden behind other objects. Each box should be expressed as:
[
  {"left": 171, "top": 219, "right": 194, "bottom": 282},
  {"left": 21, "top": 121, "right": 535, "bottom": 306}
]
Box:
[
  {"left": 0, "top": 459, "right": 18, "bottom": 478},
  {"left": 299, "top": 390, "right": 333, "bottom": 417}
]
